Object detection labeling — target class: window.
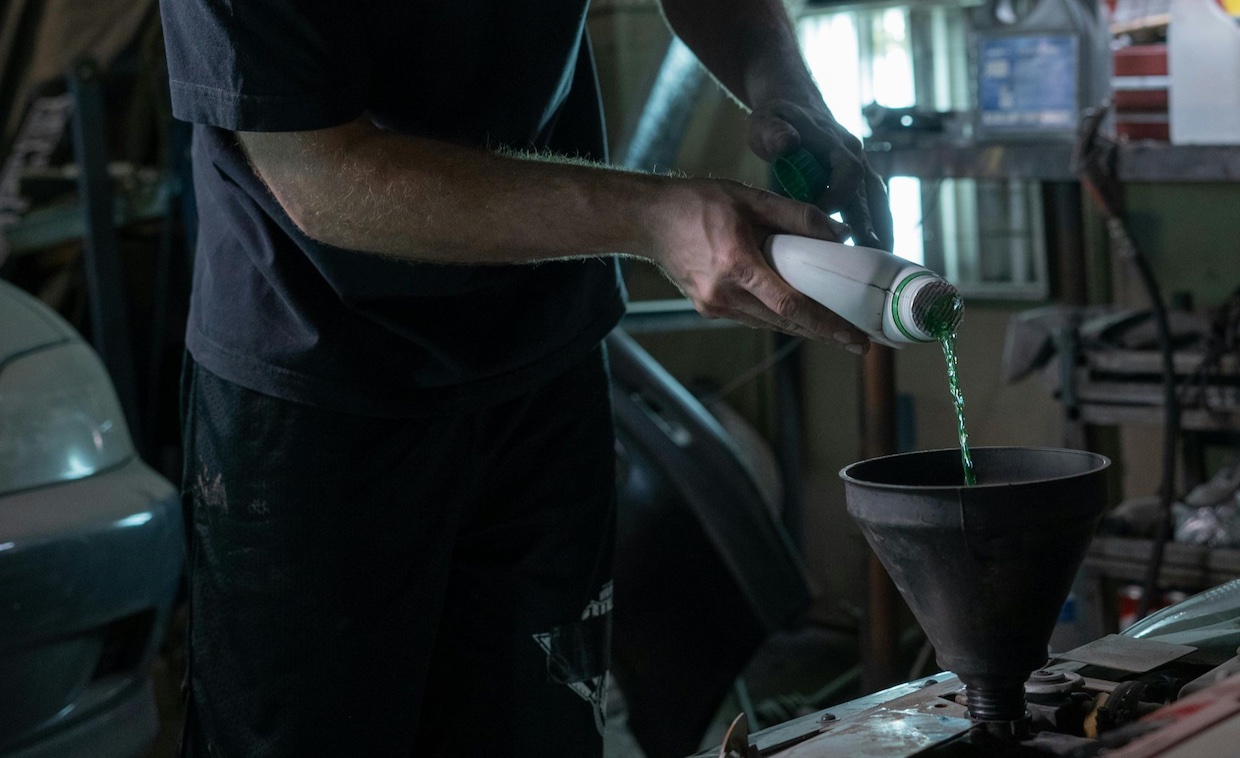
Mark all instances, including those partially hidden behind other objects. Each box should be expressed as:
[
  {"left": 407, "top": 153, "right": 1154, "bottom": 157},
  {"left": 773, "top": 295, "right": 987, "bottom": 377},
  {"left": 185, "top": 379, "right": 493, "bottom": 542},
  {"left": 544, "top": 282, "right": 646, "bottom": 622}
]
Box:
[
  {"left": 800, "top": 7, "right": 924, "bottom": 266},
  {"left": 798, "top": 1, "right": 1050, "bottom": 300}
]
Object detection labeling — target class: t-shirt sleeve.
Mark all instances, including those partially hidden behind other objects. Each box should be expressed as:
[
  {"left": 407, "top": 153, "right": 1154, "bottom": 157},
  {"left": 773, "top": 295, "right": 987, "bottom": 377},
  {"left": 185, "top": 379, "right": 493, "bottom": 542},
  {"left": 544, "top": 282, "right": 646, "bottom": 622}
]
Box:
[{"left": 159, "top": 0, "right": 368, "bottom": 132}]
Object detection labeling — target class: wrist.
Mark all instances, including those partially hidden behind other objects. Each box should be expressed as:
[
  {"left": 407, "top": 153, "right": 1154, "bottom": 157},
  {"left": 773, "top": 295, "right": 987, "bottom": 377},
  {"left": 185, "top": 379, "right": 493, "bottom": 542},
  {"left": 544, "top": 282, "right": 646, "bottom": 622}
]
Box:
[
  {"left": 632, "top": 177, "right": 714, "bottom": 270},
  {"left": 542, "top": 164, "right": 671, "bottom": 262},
  {"left": 740, "top": 45, "right": 824, "bottom": 114},
  {"left": 749, "top": 84, "right": 824, "bottom": 117},
  {"left": 632, "top": 179, "right": 676, "bottom": 268}
]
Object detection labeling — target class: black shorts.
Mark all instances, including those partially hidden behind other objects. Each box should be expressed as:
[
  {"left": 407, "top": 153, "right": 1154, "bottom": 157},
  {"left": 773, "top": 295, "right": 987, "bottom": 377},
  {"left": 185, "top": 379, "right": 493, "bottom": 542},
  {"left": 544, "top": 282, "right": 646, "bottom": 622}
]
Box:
[{"left": 178, "top": 346, "right": 615, "bottom": 757}]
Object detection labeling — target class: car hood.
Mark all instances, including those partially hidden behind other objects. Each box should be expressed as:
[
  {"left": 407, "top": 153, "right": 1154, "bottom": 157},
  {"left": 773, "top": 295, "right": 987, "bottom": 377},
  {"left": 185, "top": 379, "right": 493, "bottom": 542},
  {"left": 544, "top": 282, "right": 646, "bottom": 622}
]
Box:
[{"left": 0, "top": 280, "right": 77, "bottom": 363}]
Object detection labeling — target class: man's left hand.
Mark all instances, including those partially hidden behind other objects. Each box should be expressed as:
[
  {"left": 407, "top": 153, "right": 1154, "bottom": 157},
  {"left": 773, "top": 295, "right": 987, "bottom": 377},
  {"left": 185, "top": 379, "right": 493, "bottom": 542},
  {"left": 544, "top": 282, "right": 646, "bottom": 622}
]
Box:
[{"left": 747, "top": 99, "right": 894, "bottom": 252}]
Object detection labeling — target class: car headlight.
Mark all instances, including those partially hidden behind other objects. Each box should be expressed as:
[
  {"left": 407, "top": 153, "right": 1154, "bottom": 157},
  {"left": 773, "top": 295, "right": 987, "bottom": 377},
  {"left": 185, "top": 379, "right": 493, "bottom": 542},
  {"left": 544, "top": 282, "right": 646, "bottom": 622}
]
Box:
[{"left": 0, "top": 341, "right": 134, "bottom": 495}]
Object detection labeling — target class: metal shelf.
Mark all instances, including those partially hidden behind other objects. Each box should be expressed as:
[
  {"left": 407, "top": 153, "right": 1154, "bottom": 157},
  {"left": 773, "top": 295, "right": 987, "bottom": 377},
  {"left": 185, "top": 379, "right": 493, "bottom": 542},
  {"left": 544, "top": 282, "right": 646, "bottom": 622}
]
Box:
[
  {"left": 867, "top": 141, "right": 1077, "bottom": 182},
  {"left": 1068, "top": 348, "right": 1240, "bottom": 432},
  {"left": 2, "top": 173, "right": 170, "bottom": 255},
  {"left": 1086, "top": 536, "right": 1240, "bottom": 590},
  {"left": 1118, "top": 143, "right": 1240, "bottom": 183},
  {"left": 866, "top": 141, "right": 1240, "bottom": 183},
  {"left": 1078, "top": 404, "right": 1240, "bottom": 433},
  {"left": 620, "top": 298, "right": 739, "bottom": 334}
]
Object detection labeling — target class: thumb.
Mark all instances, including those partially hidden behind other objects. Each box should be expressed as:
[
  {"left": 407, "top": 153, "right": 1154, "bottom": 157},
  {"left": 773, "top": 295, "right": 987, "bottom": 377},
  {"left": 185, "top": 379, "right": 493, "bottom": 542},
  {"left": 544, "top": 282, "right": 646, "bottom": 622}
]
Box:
[
  {"left": 763, "top": 194, "right": 851, "bottom": 242},
  {"left": 747, "top": 110, "right": 801, "bottom": 162}
]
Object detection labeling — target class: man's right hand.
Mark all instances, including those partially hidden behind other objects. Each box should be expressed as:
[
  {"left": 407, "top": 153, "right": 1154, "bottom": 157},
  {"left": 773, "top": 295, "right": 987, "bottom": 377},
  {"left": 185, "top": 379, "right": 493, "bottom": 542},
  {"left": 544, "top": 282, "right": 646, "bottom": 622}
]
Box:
[{"left": 644, "top": 178, "right": 869, "bottom": 353}]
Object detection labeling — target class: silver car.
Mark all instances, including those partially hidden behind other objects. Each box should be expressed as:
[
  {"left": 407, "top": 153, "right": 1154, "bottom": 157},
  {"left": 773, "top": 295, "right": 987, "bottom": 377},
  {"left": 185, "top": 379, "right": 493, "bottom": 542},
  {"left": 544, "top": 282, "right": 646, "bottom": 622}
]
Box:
[{"left": 0, "top": 279, "right": 182, "bottom": 758}]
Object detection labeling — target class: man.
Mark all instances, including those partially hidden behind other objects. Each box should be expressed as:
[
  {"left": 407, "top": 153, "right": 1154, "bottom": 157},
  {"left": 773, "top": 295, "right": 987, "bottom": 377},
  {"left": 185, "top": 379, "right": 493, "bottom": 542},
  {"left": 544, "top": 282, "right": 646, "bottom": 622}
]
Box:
[{"left": 159, "top": 0, "right": 892, "bottom": 755}]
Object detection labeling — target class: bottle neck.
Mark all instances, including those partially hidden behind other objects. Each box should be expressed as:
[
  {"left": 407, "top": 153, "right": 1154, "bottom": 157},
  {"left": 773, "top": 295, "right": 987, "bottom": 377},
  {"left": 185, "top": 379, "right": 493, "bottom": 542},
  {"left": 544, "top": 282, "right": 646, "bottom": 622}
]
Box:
[{"left": 892, "top": 272, "right": 963, "bottom": 342}]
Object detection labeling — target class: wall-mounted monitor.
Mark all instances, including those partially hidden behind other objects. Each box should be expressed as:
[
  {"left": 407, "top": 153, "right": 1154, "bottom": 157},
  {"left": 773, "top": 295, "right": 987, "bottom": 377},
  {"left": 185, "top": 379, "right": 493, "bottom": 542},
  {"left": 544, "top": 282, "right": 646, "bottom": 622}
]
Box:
[{"left": 977, "top": 33, "right": 1080, "bottom": 139}]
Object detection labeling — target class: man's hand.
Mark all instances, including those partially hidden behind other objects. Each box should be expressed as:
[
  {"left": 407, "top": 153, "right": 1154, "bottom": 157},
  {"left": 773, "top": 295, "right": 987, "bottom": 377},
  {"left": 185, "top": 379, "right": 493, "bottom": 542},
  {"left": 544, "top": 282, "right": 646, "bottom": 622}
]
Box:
[
  {"left": 747, "top": 99, "right": 894, "bottom": 252},
  {"left": 656, "top": 0, "right": 895, "bottom": 250},
  {"left": 646, "top": 177, "right": 869, "bottom": 353}
]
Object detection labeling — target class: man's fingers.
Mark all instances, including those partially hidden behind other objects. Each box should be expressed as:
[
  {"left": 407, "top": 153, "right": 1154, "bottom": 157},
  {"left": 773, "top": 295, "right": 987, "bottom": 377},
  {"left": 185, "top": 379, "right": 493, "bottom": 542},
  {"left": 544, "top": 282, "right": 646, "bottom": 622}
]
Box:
[
  {"left": 717, "top": 287, "right": 818, "bottom": 338},
  {"left": 841, "top": 189, "right": 880, "bottom": 250},
  {"left": 739, "top": 266, "right": 870, "bottom": 352},
  {"left": 816, "top": 141, "right": 865, "bottom": 211},
  {"left": 756, "top": 191, "right": 849, "bottom": 242},
  {"left": 747, "top": 101, "right": 893, "bottom": 246},
  {"left": 695, "top": 288, "right": 803, "bottom": 337},
  {"left": 747, "top": 111, "right": 801, "bottom": 162},
  {"left": 724, "top": 309, "right": 782, "bottom": 333},
  {"left": 864, "top": 168, "right": 895, "bottom": 252}
]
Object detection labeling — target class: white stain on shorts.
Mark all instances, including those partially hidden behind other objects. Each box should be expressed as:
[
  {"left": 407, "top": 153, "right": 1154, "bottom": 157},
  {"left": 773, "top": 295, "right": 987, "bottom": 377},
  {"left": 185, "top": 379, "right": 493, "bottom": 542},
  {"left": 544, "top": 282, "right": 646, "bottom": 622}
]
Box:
[
  {"left": 531, "top": 580, "right": 614, "bottom": 735},
  {"left": 195, "top": 463, "right": 227, "bottom": 513}
]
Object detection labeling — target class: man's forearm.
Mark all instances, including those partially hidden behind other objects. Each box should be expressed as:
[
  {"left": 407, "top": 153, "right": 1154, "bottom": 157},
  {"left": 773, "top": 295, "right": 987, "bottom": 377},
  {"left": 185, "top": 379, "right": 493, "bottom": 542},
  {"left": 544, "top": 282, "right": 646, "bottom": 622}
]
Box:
[
  {"left": 241, "top": 119, "right": 675, "bottom": 264},
  {"left": 659, "top": 0, "right": 820, "bottom": 110},
  {"left": 237, "top": 114, "right": 869, "bottom": 349},
  {"left": 240, "top": 110, "right": 867, "bottom": 348}
]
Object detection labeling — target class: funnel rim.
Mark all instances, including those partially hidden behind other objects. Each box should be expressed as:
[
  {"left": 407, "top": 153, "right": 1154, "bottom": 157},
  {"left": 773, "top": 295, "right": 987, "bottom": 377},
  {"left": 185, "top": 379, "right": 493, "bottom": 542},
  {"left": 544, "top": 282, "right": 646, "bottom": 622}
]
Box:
[{"left": 839, "top": 446, "right": 1111, "bottom": 491}]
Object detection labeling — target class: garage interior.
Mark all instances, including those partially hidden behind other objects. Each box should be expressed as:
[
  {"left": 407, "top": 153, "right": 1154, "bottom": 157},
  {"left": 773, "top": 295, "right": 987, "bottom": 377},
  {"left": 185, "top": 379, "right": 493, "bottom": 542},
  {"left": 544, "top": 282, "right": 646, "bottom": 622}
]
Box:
[{"left": 5, "top": 0, "right": 1240, "bottom": 756}]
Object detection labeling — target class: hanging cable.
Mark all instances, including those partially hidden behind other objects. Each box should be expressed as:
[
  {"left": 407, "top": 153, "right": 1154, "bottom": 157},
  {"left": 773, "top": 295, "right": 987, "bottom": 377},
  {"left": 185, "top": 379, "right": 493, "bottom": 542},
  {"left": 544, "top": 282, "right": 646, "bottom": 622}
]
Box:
[
  {"left": 1075, "top": 104, "right": 1180, "bottom": 621},
  {"left": 699, "top": 336, "right": 804, "bottom": 405},
  {"left": 1110, "top": 218, "right": 1181, "bottom": 620}
]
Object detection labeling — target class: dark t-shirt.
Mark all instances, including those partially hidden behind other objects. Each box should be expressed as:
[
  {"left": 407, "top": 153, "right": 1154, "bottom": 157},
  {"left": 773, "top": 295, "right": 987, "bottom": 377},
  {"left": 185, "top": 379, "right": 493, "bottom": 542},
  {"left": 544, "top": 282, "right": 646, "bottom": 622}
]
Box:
[{"left": 160, "top": 0, "right": 625, "bottom": 417}]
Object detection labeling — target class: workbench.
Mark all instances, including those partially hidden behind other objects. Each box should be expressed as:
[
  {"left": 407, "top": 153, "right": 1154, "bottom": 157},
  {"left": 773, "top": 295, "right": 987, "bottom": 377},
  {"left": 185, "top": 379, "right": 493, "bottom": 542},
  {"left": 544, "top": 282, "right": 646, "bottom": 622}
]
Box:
[
  {"left": 1086, "top": 536, "right": 1240, "bottom": 591},
  {"left": 866, "top": 141, "right": 1240, "bottom": 183}
]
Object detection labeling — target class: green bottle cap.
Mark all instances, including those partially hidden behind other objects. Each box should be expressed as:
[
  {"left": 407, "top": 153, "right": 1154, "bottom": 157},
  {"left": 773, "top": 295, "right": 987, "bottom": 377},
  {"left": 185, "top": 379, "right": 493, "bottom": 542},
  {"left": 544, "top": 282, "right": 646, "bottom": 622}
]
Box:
[{"left": 773, "top": 148, "right": 831, "bottom": 203}]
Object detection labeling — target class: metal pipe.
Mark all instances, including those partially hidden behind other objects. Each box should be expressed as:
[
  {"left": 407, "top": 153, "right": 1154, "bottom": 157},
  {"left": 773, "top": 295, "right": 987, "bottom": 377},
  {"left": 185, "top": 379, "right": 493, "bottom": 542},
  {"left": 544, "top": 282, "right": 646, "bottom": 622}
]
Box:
[
  {"left": 69, "top": 58, "right": 144, "bottom": 457},
  {"left": 860, "top": 345, "right": 901, "bottom": 692},
  {"left": 1113, "top": 218, "right": 1180, "bottom": 622},
  {"left": 1046, "top": 182, "right": 1089, "bottom": 307},
  {"left": 774, "top": 333, "right": 805, "bottom": 553},
  {"left": 618, "top": 37, "right": 705, "bottom": 172},
  {"left": 860, "top": 346, "right": 898, "bottom": 459}
]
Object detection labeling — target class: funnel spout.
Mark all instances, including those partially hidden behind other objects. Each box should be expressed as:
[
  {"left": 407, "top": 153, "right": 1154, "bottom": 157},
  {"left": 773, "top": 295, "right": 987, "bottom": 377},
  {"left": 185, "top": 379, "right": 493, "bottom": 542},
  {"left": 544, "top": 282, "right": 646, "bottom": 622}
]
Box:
[
  {"left": 964, "top": 683, "right": 1027, "bottom": 722},
  {"left": 841, "top": 447, "right": 1110, "bottom": 731}
]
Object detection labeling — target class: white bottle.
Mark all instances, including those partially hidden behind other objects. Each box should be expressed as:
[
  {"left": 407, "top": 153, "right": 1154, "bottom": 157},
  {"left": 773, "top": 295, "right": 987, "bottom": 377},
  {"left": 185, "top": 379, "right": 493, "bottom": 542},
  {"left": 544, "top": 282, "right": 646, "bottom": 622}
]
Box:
[
  {"left": 763, "top": 235, "right": 962, "bottom": 348},
  {"left": 1169, "top": 0, "right": 1240, "bottom": 145}
]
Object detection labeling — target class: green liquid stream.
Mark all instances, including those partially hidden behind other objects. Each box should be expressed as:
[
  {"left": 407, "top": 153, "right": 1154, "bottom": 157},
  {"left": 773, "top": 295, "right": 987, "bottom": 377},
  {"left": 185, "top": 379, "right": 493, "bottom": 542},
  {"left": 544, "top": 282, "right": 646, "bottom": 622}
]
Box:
[
  {"left": 923, "top": 293, "right": 975, "bottom": 486},
  {"left": 939, "top": 333, "right": 976, "bottom": 486}
]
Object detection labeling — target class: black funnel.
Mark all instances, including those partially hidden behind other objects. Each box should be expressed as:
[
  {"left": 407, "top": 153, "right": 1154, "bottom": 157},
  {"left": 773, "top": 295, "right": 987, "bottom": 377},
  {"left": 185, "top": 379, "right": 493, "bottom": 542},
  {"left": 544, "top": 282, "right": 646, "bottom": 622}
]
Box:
[{"left": 841, "top": 447, "right": 1109, "bottom": 729}]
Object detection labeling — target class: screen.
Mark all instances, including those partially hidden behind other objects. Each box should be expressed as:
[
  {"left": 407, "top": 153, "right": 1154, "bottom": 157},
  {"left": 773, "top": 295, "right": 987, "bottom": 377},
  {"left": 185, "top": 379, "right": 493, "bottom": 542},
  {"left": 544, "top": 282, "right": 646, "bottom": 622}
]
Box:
[{"left": 978, "top": 34, "right": 1079, "bottom": 133}]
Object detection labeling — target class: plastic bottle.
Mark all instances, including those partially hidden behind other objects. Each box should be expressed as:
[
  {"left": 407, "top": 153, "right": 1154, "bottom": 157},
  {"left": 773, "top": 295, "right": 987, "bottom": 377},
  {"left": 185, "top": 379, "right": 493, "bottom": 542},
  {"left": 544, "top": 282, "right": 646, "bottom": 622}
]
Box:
[
  {"left": 767, "top": 148, "right": 962, "bottom": 347},
  {"left": 764, "top": 235, "right": 963, "bottom": 348},
  {"left": 1169, "top": 0, "right": 1240, "bottom": 145}
]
